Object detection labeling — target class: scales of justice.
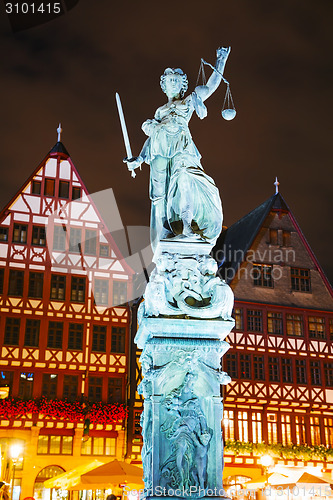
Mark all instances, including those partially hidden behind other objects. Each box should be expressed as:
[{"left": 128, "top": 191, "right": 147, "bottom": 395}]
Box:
[{"left": 116, "top": 47, "right": 235, "bottom": 499}]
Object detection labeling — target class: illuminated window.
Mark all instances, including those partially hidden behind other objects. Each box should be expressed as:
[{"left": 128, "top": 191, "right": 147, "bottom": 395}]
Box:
[
  {"left": 0, "top": 227, "right": 9, "bottom": 241},
  {"left": 223, "top": 410, "right": 235, "bottom": 440},
  {"left": 19, "top": 372, "right": 34, "bottom": 399},
  {"left": 111, "top": 326, "right": 126, "bottom": 353},
  {"left": 267, "top": 413, "right": 278, "bottom": 444},
  {"left": 225, "top": 353, "right": 238, "bottom": 378},
  {"left": 253, "top": 356, "right": 265, "bottom": 381},
  {"left": 47, "top": 322, "right": 63, "bottom": 349},
  {"left": 291, "top": 268, "right": 311, "bottom": 292},
  {"left": 31, "top": 226, "right": 46, "bottom": 246},
  {"left": 32, "top": 180, "right": 41, "bottom": 194},
  {"left": 50, "top": 274, "right": 66, "bottom": 300},
  {"left": 59, "top": 181, "right": 69, "bottom": 198},
  {"left": 71, "top": 276, "right": 86, "bottom": 302},
  {"left": 0, "top": 371, "right": 13, "bottom": 397},
  {"left": 247, "top": 310, "right": 262, "bottom": 332},
  {"left": 281, "top": 358, "right": 293, "bottom": 383},
  {"left": 281, "top": 414, "right": 292, "bottom": 445},
  {"left": 253, "top": 264, "right": 273, "bottom": 288},
  {"left": 92, "top": 325, "right": 106, "bottom": 352},
  {"left": 112, "top": 281, "right": 127, "bottom": 306},
  {"left": 94, "top": 279, "right": 109, "bottom": 306},
  {"left": 324, "top": 417, "right": 333, "bottom": 447},
  {"left": 42, "top": 374, "right": 58, "bottom": 398},
  {"left": 8, "top": 270, "right": 24, "bottom": 296},
  {"left": 100, "top": 244, "right": 109, "bottom": 257},
  {"left": 310, "top": 361, "right": 321, "bottom": 386},
  {"left": 84, "top": 229, "right": 97, "bottom": 255},
  {"left": 233, "top": 308, "right": 243, "bottom": 330},
  {"left": 108, "top": 378, "right": 123, "bottom": 403},
  {"left": 308, "top": 317, "right": 325, "bottom": 339},
  {"left": 44, "top": 178, "right": 55, "bottom": 196},
  {"left": 240, "top": 354, "right": 251, "bottom": 379},
  {"left": 0, "top": 268, "right": 3, "bottom": 294},
  {"left": 251, "top": 412, "right": 262, "bottom": 443},
  {"left": 72, "top": 186, "right": 81, "bottom": 200},
  {"left": 4, "top": 317, "right": 20, "bottom": 345},
  {"left": 269, "top": 229, "right": 278, "bottom": 245},
  {"left": 68, "top": 323, "right": 83, "bottom": 350},
  {"left": 237, "top": 411, "right": 249, "bottom": 442},
  {"left": 81, "top": 437, "right": 116, "bottom": 456},
  {"left": 88, "top": 377, "right": 103, "bottom": 402},
  {"left": 324, "top": 362, "right": 333, "bottom": 387},
  {"left": 286, "top": 314, "right": 303, "bottom": 336},
  {"left": 295, "top": 415, "right": 306, "bottom": 445},
  {"left": 296, "top": 359, "right": 307, "bottom": 384},
  {"left": 37, "top": 435, "right": 73, "bottom": 455},
  {"left": 69, "top": 228, "right": 82, "bottom": 253},
  {"left": 13, "top": 224, "right": 27, "bottom": 243},
  {"left": 269, "top": 357, "right": 280, "bottom": 382},
  {"left": 310, "top": 416, "right": 321, "bottom": 445},
  {"left": 329, "top": 319, "right": 333, "bottom": 341},
  {"left": 63, "top": 375, "right": 78, "bottom": 401},
  {"left": 24, "top": 319, "right": 40, "bottom": 347},
  {"left": 267, "top": 312, "right": 283, "bottom": 335},
  {"left": 53, "top": 226, "right": 66, "bottom": 251},
  {"left": 28, "top": 272, "right": 44, "bottom": 298}
]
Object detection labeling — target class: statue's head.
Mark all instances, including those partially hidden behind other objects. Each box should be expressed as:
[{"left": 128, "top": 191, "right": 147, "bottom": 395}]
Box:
[{"left": 160, "top": 68, "right": 188, "bottom": 98}]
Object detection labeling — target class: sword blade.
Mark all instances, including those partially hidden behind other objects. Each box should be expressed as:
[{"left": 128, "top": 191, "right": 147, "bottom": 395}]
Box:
[{"left": 115, "top": 92, "right": 132, "bottom": 159}]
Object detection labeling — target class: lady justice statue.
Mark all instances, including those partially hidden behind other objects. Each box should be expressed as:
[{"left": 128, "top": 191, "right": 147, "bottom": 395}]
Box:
[{"left": 120, "top": 47, "right": 231, "bottom": 252}]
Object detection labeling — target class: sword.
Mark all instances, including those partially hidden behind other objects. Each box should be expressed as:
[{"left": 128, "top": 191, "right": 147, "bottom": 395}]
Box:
[{"left": 115, "top": 92, "right": 136, "bottom": 178}]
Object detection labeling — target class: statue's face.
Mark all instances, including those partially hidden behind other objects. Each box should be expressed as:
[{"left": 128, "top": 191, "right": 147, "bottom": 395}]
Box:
[{"left": 164, "top": 74, "right": 183, "bottom": 98}]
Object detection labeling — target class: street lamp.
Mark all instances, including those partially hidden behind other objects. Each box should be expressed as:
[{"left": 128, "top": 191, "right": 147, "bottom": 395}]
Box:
[
  {"left": 260, "top": 454, "right": 274, "bottom": 487},
  {"left": 10, "top": 444, "right": 22, "bottom": 500}
]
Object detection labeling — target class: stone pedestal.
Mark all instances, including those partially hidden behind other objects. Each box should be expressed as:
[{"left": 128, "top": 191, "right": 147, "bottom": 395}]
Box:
[{"left": 136, "top": 240, "right": 234, "bottom": 499}]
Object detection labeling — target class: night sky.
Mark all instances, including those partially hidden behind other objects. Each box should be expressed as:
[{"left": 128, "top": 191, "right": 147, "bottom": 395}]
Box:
[{"left": 1, "top": 0, "right": 332, "bottom": 284}]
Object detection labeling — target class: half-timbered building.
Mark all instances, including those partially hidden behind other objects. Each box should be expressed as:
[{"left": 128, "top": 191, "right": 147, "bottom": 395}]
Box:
[{"left": 0, "top": 132, "right": 133, "bottom": 499}]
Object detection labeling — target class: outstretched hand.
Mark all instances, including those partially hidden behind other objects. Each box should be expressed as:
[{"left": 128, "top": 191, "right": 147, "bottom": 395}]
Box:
[{"left": 216, "top": 46, "right": 231, "bottom": 60}]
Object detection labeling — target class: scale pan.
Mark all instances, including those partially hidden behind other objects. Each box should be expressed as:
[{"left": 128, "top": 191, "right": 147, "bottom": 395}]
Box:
[{"left": 222, "top": 108, "right": 236, "bottom": 121}]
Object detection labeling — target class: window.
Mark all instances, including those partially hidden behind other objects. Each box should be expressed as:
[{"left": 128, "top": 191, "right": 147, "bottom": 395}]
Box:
[
  {"left": 267, "top": 413, "right": 278, "bottom": 444},
  {"left": 69, "top": 228, "right": 82, "bottom": 253},
  {"left": 310, "top": 361, "right": 321, "bottom": 386},
  {"left": 42, "top": 374, "right": 58, "bottom": 398},
  {"left": 223, "top": 410, "right": 235, "bottom": 440},
  {"left": 50, "top": 274, "right": 66, "bottom": 300},
  {"left": 94, "top": 279, "right": 109, "bottom": 306},
  {"left": 8, "top": 270, "right": 24, "bottom": 296},
  {"left": 240, "top": 354, "right": 251, "bottom": 379},
  {"left": 237, "top": 411, "right": 249, "bottom": 442},
  {"left": 253, "top": 356, "right": 265, "bottom": 380},
  {"left": 24, "top": 319, "right": 40, "bottom": 347},
  {"left": 310, "top": 416, "right": 321, "bottom": 445},
  {"left": 324, "top": 362, "right": 333, "bottom": 387},
  {"left": 251, "top": 412, "right": 262, "bottom": 443},
  {"left": 267, "top": 312, "right": 283, "bottom": 335},
  {"left": 108, "top": 378, "right": 123, "bottom": 403},
  {"left": 68, "top": 323, "right": 84, "bottom": 350},
  {"left": 308, "top": 317, "right": 325, "bottom": 339},
  {"left": 71, "top": 277, "right": 85, "bottom": 302},
  {"left": 4, "top": 317, "right": 20, "bottom": 345},
  {"left": 286, "top": 314, "right": 303, "bottom": 336},
  {"left": 100, "top": 244, "right": 109, "bottom": 257},
  {"left": 233, "top": 308, "right": 243, "bottom": 330},
  {"left": 282, "top": 230, "right": 291, "bottom": 246},
  {"left": 84, "top": 229, "right": 97, "bottom": 255},
  {"left": 81, "top": 437, "right": 116, "bottom": 456},
  {"left": 32, "top": 226, "right": 46, "bottom": 246},
  {"left": 295, "top": 415, "right": 306, "bottom": 445},
  {"left": 0, "top": 227, "right": 9, "bottom": 241},
  {"left": 88, "top": 377, "right": 103, "bottom": 401},
  {"left": 111, "top": 326, "right": 125, "bottom": 353},
  {"left": 19, "top": 372, "right": 34, "bottom": 399},
  {"left": 268, "top": 357, "right": 280, "bottom": 382},
  {"left": 247, "top": 310, "right": 262, "bottom": 332},
  {"left": 53, "top": 226, "right": 67, "bottom": 251},
  {"left": 281, "top": 414, "right": 292, "bottom": 445},
  {"left": 47, "top": 322, "right": 63, "bottom": 349},
  {"left": 72, "top": 186, "right": 81, "bottom": 200},
  {"left": 324, "top": 417, "right": 333, "bottom": 447},
  {"left": 59, "top": 181, "right": 69, "bottom": 198},
  {"left": 329, "top": 319, "right": 333, "bottom": 341},
  {"left": 63, "top": 375, "right": 78, "bottom": 401},
  {"left": 253, "top": 264, "right": 273, "bottom": 288},
  {"left": 37, "top": 435, "right": 73, "bottom": 455},
  {"left": 0, "top": 371, "right": 14, "bottom": 397},
  {"left": 44, "top": 178, "right": 55, "bottom": 196},
  {"left": 269, "top": 229, "right": 278, "bottom": 245},
  {"left": 291, "top": 267, "right": 311, "bottom": 292},
  {"left": 225, "top": 353, "right": 238, "bottom": 378},
  {"left": 0, "top": 268, "right": 4, "bottom": 294},
  {"left": 92, "top": 325, "right": 106, "bottom": 352},
  {"left": 28, "top": 272, "right": 44, "bottom": 298},
  {"left": 32, "top": 180, "right": 41, "bottom": 194},
  {"left": 282, "top": 358, "right": 293, "bottom": 383},
  {"left": 13, "top": 224, "right": 27, "bottom": 243},
  {"left": 296, "top": 359, "right": 307, "bottom": 384},
  {"left": 112, "top": 281, "right": 127, "bottom": 306}
]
